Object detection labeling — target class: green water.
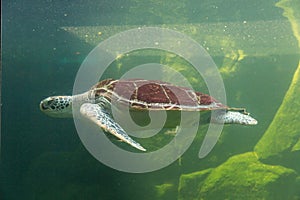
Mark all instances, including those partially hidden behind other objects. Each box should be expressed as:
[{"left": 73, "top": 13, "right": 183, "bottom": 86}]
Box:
[{"left": 2, "top": 0, "right": 300, "bottom": 199}]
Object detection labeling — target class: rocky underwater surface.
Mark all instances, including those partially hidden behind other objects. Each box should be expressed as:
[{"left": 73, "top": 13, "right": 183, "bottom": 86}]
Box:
[{"left": 176, "top": 0, "right": 300, "bottom": 199}]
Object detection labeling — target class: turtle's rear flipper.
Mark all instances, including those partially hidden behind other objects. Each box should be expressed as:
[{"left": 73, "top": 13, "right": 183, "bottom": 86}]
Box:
[
  {"left": 212, "top": 111, "right": 258, "bottom": 125},
  {"left": 80, "top": 103, "right": 146, "bottom": 151}
]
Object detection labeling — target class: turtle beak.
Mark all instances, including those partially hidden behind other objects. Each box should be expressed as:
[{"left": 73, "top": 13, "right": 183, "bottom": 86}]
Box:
[
  {"left": 40, "top": 100, "right": 48, "bottom": 111},
  {"left": 40, "top": 99, "right": 48, "bottom": 111},
  {"left": 39, "top": 97, "right": 53, "bottom": 111}
]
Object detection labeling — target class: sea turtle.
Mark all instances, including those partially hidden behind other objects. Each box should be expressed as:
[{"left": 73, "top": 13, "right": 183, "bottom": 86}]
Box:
[{"left": 40, "top": 78, "right": 257, "bottom": 151}]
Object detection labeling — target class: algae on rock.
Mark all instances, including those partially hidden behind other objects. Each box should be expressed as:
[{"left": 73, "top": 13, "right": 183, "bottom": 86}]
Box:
[
  {"left": 254, "top": 0, "right": 300, "bottom": 166},
  {"left": 154, "top": 183, "right": 177, "bottom": 200},
  {"left": 254, "top": 62, "right": 300, "bottom": 164},
  {"left": 178, "top": 169, "right": 213, "bottom": 200},
  {"left": 178, "top": 152, "right": 299, "bottom": 200}
]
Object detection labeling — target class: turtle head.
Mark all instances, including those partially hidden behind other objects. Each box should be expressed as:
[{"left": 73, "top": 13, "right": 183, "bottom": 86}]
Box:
[{"left": 40, "top": 96, "right": 73, "bottom": 118}]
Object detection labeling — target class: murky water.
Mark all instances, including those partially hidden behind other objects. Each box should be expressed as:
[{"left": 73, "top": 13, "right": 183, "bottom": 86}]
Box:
[{"left": 2, "top": 0, "right": 300, "bottom": 199}]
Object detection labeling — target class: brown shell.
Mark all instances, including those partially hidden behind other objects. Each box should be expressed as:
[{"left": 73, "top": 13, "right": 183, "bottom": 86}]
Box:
[{"left": 90, "top": 79, "right": 227, "bottom": 111}]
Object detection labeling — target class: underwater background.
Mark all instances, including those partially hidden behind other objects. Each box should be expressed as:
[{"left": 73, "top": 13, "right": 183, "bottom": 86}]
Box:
[{"left": 2, "top": 0, "right": 300, "bottom": 199}]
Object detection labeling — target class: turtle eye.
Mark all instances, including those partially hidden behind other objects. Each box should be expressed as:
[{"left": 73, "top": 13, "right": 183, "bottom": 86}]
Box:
[{"left": 47, "top": 100, "right": 54, "bottom": 105}]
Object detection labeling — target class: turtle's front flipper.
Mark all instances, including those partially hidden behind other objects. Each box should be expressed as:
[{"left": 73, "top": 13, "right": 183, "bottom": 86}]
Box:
[
  {"left": 80, "top": 103, "right": 146, "bottom": 151},
  {"left": 212, "top": 111, "right": 258, "bottom": 125}
]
